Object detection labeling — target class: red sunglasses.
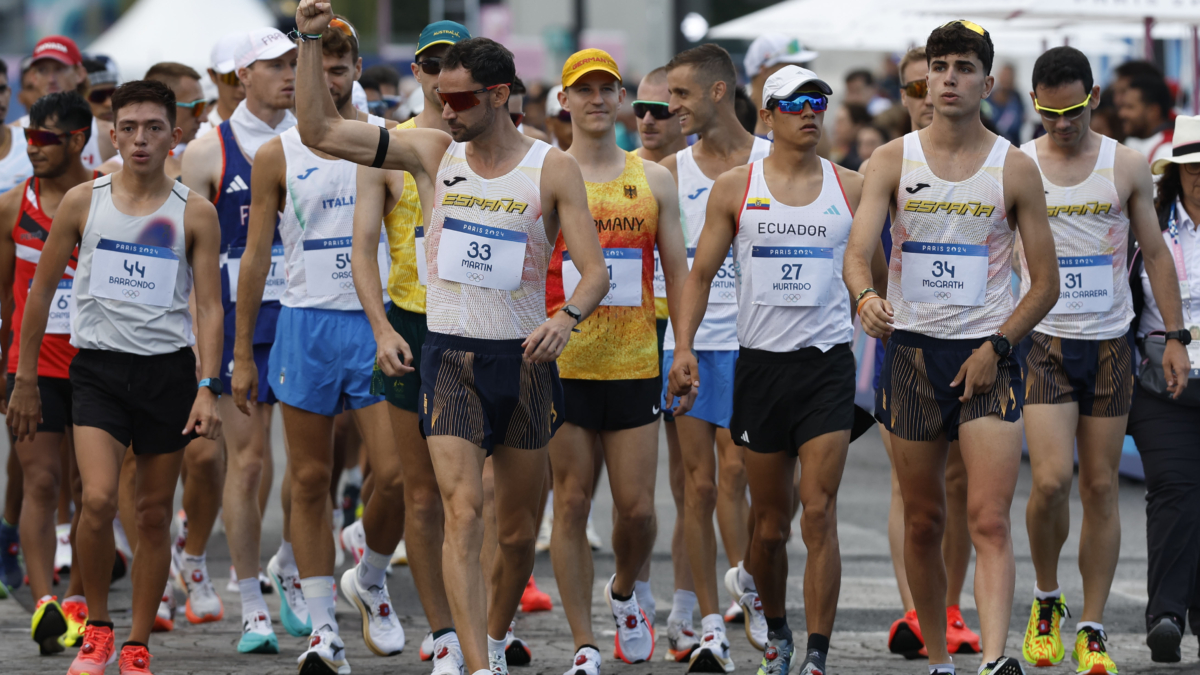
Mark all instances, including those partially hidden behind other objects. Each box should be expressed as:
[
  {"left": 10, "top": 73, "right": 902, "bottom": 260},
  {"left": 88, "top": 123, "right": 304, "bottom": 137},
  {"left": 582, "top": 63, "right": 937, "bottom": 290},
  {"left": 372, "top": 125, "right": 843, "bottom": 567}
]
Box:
[
  {"left": 24, "top": 126, "right": 90, "bottom": 147},
  {"left": 437, "top": 82, "right": 510, "bottom": 112}
]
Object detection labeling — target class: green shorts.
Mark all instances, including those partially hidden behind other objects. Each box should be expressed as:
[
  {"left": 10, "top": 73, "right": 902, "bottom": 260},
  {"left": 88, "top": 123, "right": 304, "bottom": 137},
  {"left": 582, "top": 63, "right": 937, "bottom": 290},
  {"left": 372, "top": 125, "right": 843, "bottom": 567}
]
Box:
[{"left": 383, "top": 304, "right": 427, "bottom": 412}]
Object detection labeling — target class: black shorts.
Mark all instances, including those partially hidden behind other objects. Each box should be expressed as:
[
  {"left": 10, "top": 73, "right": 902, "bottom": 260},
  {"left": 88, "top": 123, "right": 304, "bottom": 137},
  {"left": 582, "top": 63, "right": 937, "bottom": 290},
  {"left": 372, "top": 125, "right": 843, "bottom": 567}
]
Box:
[
  {"left": 70, "top": 348, "right": 198, "bottom": 454},
  {"left": 730, "top": 344, "right": 856, "bottom": 455},
  {"left": 656, "top": 318, "right": 674, "bottom": 422},
  {"left": 561, "top": 377, "right": 662, "bottom": 431},
  {"left": 382, "top": 305, "right": 427, "bottom": 413},
  {"left": 6, "top": 373, "right": 72, "bottom": 434},
  {"left": 418, "top": 332, "right": 564, "bottom": 456},
  {"left": 1018, "top": 331, "right": 1134, "bottom": 417}
]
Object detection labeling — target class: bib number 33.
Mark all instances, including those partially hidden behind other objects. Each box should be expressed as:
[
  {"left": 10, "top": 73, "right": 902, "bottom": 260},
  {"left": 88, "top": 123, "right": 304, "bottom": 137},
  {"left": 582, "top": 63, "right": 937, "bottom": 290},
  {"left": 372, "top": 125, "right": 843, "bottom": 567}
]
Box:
[{"left": 437, "top": 217, "right": 528, "bottom": 291}]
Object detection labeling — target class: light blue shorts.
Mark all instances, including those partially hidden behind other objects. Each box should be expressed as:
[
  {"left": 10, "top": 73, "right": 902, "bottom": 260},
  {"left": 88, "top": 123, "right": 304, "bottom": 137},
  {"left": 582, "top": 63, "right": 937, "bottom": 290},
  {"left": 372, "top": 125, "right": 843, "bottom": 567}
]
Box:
[
  {"left": 268, "top": 306, "right": 384, "bottom": 417},
  {"left": 661, "top": 349, "right": 738, "bottom": 428}
]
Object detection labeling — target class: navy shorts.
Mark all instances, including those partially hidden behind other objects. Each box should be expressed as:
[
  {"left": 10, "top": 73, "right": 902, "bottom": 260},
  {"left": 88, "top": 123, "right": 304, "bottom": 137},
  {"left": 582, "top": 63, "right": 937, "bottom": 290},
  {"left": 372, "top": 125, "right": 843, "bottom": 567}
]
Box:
[
  {"left": 875, "top": 330, "right": 1023, "bottom": 442},
  {"left": 222, "top": 342, "right": 276, "bottom": 405},
  {"left": 1018, "top": 331, "right": 1134, "bottom": 417},
  {"left": 418, "top": 332, "right": 564, "bottom": 456}
]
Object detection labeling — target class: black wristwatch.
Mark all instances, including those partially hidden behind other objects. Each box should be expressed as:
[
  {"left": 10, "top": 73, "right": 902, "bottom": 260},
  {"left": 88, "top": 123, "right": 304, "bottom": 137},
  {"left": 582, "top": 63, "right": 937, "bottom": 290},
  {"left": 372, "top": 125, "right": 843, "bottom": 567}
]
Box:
[
  {"left": 198, "top": 378, "right": 223, "bottom": 397},
  {"left": 1165, "top": 329, "right": 1193, "bottom": 346},
  {"left": 986, "top": 332, "right": 1012, "bottom": 359},
  {"left": 561, "top": 304, "right": 582, "bottom": 325}
]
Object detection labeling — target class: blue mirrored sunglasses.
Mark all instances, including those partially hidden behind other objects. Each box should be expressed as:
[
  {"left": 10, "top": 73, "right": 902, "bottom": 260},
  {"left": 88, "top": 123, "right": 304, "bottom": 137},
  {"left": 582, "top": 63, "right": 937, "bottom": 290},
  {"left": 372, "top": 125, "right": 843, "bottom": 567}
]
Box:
[{"left": 772, "top": 92, "right": 828, "bottom": 114}]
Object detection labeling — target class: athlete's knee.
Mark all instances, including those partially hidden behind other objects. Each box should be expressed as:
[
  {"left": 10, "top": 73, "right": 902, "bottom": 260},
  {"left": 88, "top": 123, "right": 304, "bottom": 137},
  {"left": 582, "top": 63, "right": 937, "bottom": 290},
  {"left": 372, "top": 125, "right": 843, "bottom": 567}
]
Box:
[
  {"left": 1077, "top": 468, "right": 1119, "bottom": 507},
  {"left": 614, "top": 498, "right": 655, "bottom": 536},
  {"left": 22, "top": 464, "right": 60, "bottom": 503},
  {"left": 80, "top": 487, "right": 119, "bottom": 524},
  {"left": 371, "top": 464, "right": 405, "bottom": 500},
  {"left": 553, "top": 483, "right": 591, "bottom": 525},
  {"left": 686, "top": 475, "right": 719, "bottom": 513},
  {"left": 289, "top": 460, "right": 333, "bottom": 498},
  {"left": 717, "top": 457, "right": 747, "bottom": 492},
  {"left": 753, "top": 508, "right": 791, "bottom": 552},
  {"left": 186, "top": 442, "right": 223, "bottom": 475},
  {"left": 967, "top": 507, "right": 1011, "bottom": 549},
  {"left": 406, "top": 483, "right": 443, "bottom": 526},
  {"left": 134, "top": 499, "right": 173, "bottom": 537},
  {"left": 799, "top": 493, "right": 836, "bottom": 543},
  {"left": 1031, "top": 469, "right": 1072, "bottom": 505},
  {"left": 904, "top": 503, "right": 946, "bottom": 548}
]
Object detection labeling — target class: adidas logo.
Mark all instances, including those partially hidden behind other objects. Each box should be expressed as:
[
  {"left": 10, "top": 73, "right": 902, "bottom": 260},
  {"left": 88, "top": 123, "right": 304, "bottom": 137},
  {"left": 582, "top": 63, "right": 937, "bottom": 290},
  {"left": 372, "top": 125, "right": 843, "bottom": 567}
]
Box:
[
  {"left": 740, "top": 430, "right": 749, "bottom": 443},
  {"left": 824, "top": 205, "right": 840, "bottom": 216},
  {"left": 225, "top": 175, "right": 249, "bottom": 193}
]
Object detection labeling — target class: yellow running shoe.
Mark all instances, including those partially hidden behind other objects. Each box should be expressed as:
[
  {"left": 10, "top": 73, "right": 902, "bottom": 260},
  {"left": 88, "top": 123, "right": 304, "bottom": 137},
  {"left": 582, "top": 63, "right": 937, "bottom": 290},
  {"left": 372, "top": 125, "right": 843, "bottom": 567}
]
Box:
[
  {"left": 30, "top": 596, "right": 67, "bottom": 655},
  {"left": 59, "top": 598, "right": 87, "bottom": 648},
  {"left": 1022, "top": 595, "right": 1070, "bottom": 666},
  {"left": 1073, "top": 626, "right": 1118, "bottom": 674}
]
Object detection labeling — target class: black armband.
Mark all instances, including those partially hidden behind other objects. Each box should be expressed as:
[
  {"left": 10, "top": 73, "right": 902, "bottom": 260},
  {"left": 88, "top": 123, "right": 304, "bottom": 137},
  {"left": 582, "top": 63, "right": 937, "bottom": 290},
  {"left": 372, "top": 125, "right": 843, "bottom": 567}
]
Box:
[{"left": 370, "top": 126, "right": 389, "bottom": 169}]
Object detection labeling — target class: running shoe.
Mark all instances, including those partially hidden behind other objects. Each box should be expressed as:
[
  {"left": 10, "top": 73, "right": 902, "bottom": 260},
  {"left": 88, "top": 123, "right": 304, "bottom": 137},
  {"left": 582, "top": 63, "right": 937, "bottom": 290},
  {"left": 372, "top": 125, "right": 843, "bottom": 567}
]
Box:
[
  {"left": 1146, "top": 614, "right": 1182, "bottom": 663},
  {"left": 724, "top": 566, "right": 767, "bottom": 651},
  {"left": 564, "top": 645, "right": 601, "bottom": 675},
  {"left": 1073, "top": 626, "right": 1117, "bottom": 674},
  {"left": 796, "top": 648, "right": 826, "bottom": 675},
  {"left": 724, "top": 601, "right": 744, "bottom": 624},
  {"left": 585, "top": 515, "right": 603, "bottom": 551},
  {"left": 169, "top": 511, "right": 187, "bottom": 589},
  {"left": 535, "top": 508, "right": 552, "bottom": 553},
  {"left": 888, "top": 608, "right": 924, "bottom": 658},
  {"left": 979, "top": 655, "right": 1027, "bottom": 675},
  {"left": 153, "top": 583, "right": 175, "bottom": 633},
  {"left": 226, "top": 566, "right": 274, "bottom": 594},
  {"left": 0, "top": 518, "right": 22, "bottom": 591},
  {"left": 178, "top": 563, "right": 224, "bottom": 624},
  {"left": 946, "top": 604, "right": 981, "bottom": 654},
  {"left": 665, "top": 617, "right": 700, "bottom": 662},
  {"left": 491, "top": 643, "right": 510, "bottom": 675},
  {"left": 297, "top": 625, "right": 350, "bottom": 675},
  {"left": 755, "top": 635, "right": 794, "bottom": 675},
  {"left": 520, "top": 576, "right": 552, "bottom": 613},
  {"left": 60, "top": 599, "right": 87, "bottom": 648},
  {"left": 431, "top": 634, "right": 467, "bottom": 675},
  {"left": 637, "top": 585, "right": 657, "bottom": 629},
  {"left": 341, "top": 482, "right": 361, "bottom": 530},
  {"left": 340, "top": 567, "right": 405, "bottom": 656},
  {"left": 68, "top": 622, "right": 116, "bottom": 675},
  {"left": 237, "top": 610, "right": 279, "bottom": 654},
  {"left": 54, "top": 523, "right": 72, "bottom": 574},
  {"left": 420, "top": 632, "right": 435, "bottom": 661},
  {"left": 687, "top": 628, "right": 734, "bottom": 673},
  {"left": 605, "top": 575, "right": 655, "bottom": 663},
  {"left": 267, "top": 553, "right": 311, "bottom": 637},
  {"left": 392, "top": 539, "right": 408, "bottom": 566},
  {"left": 30, "top": 596, "right": 67, "bottom": 655},
  {"left": 118, "top": 643, "right": 154, "bottom": 675},
  {"left": 333, "top": 511, "right": 345, "bottom": 569},
  {"left": 505, "top": 620, "right": 532, "bottom": 666},
  {"left": 1022, "top": 595, "right": 1070, "bottom": 666},
  {"left": 340, "top": 519, "right": 366, "bottom": 566}
]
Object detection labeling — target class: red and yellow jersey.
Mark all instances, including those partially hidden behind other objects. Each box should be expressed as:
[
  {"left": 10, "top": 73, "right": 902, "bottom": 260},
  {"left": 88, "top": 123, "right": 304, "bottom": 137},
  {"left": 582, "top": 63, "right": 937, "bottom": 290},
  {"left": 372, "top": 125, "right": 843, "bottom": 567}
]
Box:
[{"left": 547, "top": 151, "right": 658, "bottom": 380}]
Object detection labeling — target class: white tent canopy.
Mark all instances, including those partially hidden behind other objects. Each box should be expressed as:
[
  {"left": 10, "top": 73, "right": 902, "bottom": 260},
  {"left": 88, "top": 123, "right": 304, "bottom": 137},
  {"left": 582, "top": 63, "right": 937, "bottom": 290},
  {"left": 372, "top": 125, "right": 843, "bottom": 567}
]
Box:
[{"left": 87, "top": 0, "right": 276, "bottom": 82}]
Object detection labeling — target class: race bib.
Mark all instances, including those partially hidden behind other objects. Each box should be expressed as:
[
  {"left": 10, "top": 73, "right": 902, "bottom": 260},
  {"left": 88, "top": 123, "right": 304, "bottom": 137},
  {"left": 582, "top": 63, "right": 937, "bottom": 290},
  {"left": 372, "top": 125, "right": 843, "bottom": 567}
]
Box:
[
  {"left": 562, "top": 248, "right": 642, "bottom": 307},
  {"left": 90, "top": 238, "right": 179, "bottom": 308},
  {"left": 1188, "top": 324, "right": 1200, "bottom": 378},
  {"left": 900, "top": 241, "right": 987, "bottom": 306},
  {"left": 653, "top": 248, "right": 666, "bottom": 299},
  {"left": 43, "top": 278, "right": 76, "bottom": 334},
  {"left": 750, "top": 246, "right": 833, "bottom": 306},
  {"left": 227, "top": 244, "right": 286, "bottom": 302},
  {"left": 688, "top": 247, "right": 736, "bottom": 304},
  {"left": 414, "top": 226, "right": 428, "bottom": 286},
  {"left": 303, "top": 233, "right": 390, "bottom": 297},
  {"left": 1049, "top": 255, "right": 1114, "bottom": 314},
  {"left": 436, "top": 218, "right": 527, "bottom": 291}
]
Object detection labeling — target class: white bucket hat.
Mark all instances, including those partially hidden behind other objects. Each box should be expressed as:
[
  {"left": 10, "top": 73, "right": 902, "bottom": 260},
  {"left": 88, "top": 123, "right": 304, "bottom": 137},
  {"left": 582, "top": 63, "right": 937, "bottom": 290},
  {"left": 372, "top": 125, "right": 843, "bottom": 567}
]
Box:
[{"left": 1152, "top": 115, "right": 1200, "bottom": 175}]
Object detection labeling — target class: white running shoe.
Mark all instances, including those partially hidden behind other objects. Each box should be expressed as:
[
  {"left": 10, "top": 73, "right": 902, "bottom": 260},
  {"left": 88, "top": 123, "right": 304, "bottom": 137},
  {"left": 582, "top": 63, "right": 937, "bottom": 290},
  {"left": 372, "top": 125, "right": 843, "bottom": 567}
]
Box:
[
  {"left": 179, "top": 562, "right": 224, "bottom": 624},
  {"left": 665, "top": 617, "right": 700, "bottom": 662},
  {"left": 340, "top": 520, "right": 366, "bottom": 566},
  {"left": 226, "top": 565, "right": 238, "bottom": 593},
  {"left": 535, "top": 507, "right": 553, "bottom": 552},
  {"left": 490, "top": 644, "right": 509, "bottom": 675},
  {"left": 724, "top": 567, "right": 766, "bottom": 651},
  {"left": 585, "top": 515, "right": 602, "bottom": 551},
  {"left": 267, "top": 554, "right": 311, "bottom": 638},
  {"left": 54, "top": 523, "right": 72, "bottom": 573},
  {"left": 154, "top": 581, "right": 176, "bottom": 632},
  {"left": 420, "top": 631, "right": 436, "bottom": 661},
  {"left": 687, "top": 629, "right": 734, "bottom": 673},
  {"left": 333, "top": 513, "right": 345, "bottom": 569},
  {"left": 236, "top": 610, "right": 279, "bottom": 654},
  {"left": 723, "top": 601, "right": 743, "bottom": 624},
  {"left": 170, "top": 513, "right": 188, "bottom": 593},
  {"left": 340, "top": 567, "right": 405, "bottom": 656},
  {"left": 504, "top": 620, "right": 532, "bottom": 666},
  {"left": 430, "top": 633, "right": 467, "bottom": 675},
  {"left": 297, "top": 625, "right": 350, "bottom": 675},
  {"left": 564, "top": 646, "right": 601, "bottom": 675},
  {"left": 605, "top": 575, "right": 655, "bottom": 663},
  {"left": 392, "top": 540, "right": 408, "bottom": 566}
]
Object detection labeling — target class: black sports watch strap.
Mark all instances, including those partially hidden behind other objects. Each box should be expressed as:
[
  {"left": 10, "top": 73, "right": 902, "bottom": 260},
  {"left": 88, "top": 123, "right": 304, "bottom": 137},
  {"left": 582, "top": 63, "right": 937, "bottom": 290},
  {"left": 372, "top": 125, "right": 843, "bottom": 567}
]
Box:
[
  {"left": 986, "top": 332, "right": 1012, "bottom": 359},
  {"left": 1164, "top": 329, "right": 1193, "bottom": 346},
  {"left": 198, "top": 378, "right": 223, "bottom": 397},
  {"left": 561, "top": 304, "right": 582, "bottom": 323}
]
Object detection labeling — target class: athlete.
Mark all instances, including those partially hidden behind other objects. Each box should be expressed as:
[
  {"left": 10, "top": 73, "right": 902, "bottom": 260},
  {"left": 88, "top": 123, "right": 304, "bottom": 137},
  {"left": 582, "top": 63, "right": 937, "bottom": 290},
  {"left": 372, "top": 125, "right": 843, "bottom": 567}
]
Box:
[
  {"left": 659, "top": 43, "right": 773, "bottom": 669},
  {"left": 844, "top": 21, "right": 1059, "bottom": 675},
  {"left": 8, "top": 78, "right": 223, "bottom": 675},
  {"left": 1015, "top": 47, "right": 1189, "bottom": 675},
  {"left": 542, "top": 49, "right": 688, "bottom": 674},
  {"left": 351, "top": 19, "right": 473, "bottom": 675},
  {"left": 0, "top": 59, "right": 34, "bottom": 194},
  {"left": 293, "top": 5, "right": 608, "bottom": 675},
  {"left": 202, "top": 33, "right": 247, "bottom": 136},
  {"left": 0, "top": 91, "right": 93, "bottom": 655},
  {"left": 180, "top": 26, "right": 298, "bottom": 634}
]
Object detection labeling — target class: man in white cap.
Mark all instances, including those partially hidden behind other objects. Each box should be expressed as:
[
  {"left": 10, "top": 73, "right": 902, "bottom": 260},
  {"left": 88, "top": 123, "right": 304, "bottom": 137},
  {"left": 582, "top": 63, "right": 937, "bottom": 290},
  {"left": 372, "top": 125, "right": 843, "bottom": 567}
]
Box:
[
  {"left": 201, "top": 33, "right": 247, "bottom": 137},
  {"left": 743, "top": 35, "right": 817, "bottom": 137},
  {"left": 178, "top": 26, "right": 298, "bottom": 638}
]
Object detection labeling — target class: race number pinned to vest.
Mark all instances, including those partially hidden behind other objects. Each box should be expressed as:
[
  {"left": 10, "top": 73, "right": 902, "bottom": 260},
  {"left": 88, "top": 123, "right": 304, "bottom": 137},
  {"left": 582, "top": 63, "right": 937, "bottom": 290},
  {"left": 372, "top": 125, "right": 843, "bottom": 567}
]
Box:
[
  {"left": 91, "top": 239, "right": 179, "bottom": 308},
  {"left": 751, "top": 246, "right": 833, "bottom": 306},
  {"left": 43, "top": 278, "right": 76, "bottom": 334},
  {"left": 303, "top": 233, "right": 390, "bottom": 297},
  {"left": 227, "top": 244, "right": 286, "bottom": 302},
  {"left": 415, "top": 226, "right": 428, "bottom": 286},
  {"left": 689, "top": 247, "right": 736, "bottom": 304},
  {"left": 563, "top": 248, "right": 642, "bottom": 307},
  {"left": 437, "top": 218, "right": 527, "bottom": 291},
  {"left": 900, "top": 241, "right": 987, "bottom": 306},
  {"left": 653, "top": 248, "right": 666, "bottom": 299},
  {"left": 1049, "top": 255, "right": 1114, "bottom": 314}
]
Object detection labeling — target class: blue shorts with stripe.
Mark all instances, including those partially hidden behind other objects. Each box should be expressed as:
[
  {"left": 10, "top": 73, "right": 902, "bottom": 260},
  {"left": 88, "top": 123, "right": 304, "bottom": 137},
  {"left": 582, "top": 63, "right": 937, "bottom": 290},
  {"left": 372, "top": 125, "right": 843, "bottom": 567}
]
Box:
[
  {"left": 268, "top": 307, "right": 383, "bottom": 416},
  {"left": 875, "top": 330, "right": 1023, "bottom": 442},
  {"left": 1017, "top": 331, "right": 1134, "bottom": 417},
  {"left": 661, "top": 349, "right": 737, "bottom": 429}
]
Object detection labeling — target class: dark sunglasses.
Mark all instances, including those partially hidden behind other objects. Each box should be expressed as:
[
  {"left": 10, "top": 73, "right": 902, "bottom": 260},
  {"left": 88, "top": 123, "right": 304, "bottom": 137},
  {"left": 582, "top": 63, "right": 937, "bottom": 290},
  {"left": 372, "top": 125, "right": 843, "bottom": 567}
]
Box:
[
  {"left": 769, "top": 92, "right": 828, "bottom": 114},
  {"left": 215, "top": 71, "right": 240, "bottom": 86},
  {"left": 437, "top": 82, "right": 509, "bottom": 112},
  {"left": 24, "top": 126, "right": 89, "bottom": 147},
  {"left": 510, "top": 112, "right": 525, "bottom": 127},
  {"left": 367, "top": 100, "right": 389, "bottom": 117},
  {"left": 176, "top": 98, "right": 207, "bottom": 120},
  {"left": 88, "top": 87, "right": 116, "bottom": 105},
  {"left": 632, "top": 100, "right": 673, "bottom": 120},
  {"left": 416, "top": 57, "right": 442, "bottom": 76},
  {"left": 902, "top": 79, "right": 928, "bottom": 99}
]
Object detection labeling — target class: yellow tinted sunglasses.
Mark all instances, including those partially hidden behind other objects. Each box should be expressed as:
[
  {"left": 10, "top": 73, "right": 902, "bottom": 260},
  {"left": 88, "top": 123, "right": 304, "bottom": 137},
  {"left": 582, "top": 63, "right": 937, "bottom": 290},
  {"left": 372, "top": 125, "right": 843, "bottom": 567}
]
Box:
[
  {"left": 941, "top": 20, "right": 987, "bottom": 36},
  {"left": 1034, "top": 93, "right": 1092, "bottom": 120}
]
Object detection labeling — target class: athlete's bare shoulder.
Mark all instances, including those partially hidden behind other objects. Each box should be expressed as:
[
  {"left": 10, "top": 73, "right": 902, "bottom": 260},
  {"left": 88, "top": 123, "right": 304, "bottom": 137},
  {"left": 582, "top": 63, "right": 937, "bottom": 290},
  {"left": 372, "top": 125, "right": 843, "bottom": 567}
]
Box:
[
  {"left": 1002, "top": 144, "right": 1041, "bottom": 185},
  {"left": 658, "top": 152, "right": 679, "bottom": 182},
  {"left": 832, "top": 164, "right": 865, "bottom": 208},
  {"left": 183, "top": 184, "right": 219, "bottom": 219},
  {"left": 1111, "top": 140, "right": 1154, "bottom": 194},
  {"left": 642, "top": 158, "right": 677, "bottom": 202},
  {"left": 184, "top": 127, "right": 220, "bottom": 162},
  {"left": 522, "top": 125, "right": 549, "bottom": 142},
  {"left": 255, "top": 136, "right": 285, "bottom": 170},
  {"left": 711, "top": 164, "right": 750, "bottom": 205},
  {"left": 0, "top": 183, "right": 25, "bottom": 235},
  {"left": 55, "top": 179, "right": 97, "bottom": 235}
]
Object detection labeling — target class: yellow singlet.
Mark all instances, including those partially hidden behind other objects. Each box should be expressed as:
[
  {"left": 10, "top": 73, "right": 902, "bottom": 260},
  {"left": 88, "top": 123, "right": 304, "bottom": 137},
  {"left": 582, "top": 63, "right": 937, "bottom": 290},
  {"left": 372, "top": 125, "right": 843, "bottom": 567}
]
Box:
[{"left": 384, "top": 118, "right": 426, "bottom": 313}]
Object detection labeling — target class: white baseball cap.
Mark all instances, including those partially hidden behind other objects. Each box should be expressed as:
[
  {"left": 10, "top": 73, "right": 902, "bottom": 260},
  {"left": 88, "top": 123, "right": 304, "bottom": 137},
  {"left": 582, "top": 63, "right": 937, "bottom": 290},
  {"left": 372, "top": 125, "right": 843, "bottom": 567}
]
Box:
[
  {"left": 210, "top": 33, "right": 244, "bottom": 75},
  {"left": 235, "top": 27, "right": 296, "bottom": 71},
  {"left": 762, "top": 65, "right": 831, "bottom": 109},
  {"left": 745, "top": 35, "right": 818, "bottom": 79}
]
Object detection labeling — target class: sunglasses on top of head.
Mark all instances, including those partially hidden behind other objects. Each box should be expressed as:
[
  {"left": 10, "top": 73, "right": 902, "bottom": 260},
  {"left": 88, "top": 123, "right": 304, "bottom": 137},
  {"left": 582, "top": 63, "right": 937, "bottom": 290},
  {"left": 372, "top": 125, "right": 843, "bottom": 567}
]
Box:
[
  {"left": 632, "top": 100, "right": 674, "bottom": 120},
  {"left": 769, "top": 91, "right": 828, "bottom": 114},
  {"left": 24, "top": 126, "right": 90, "bottom": 147},
  {"left": 436, "top": 82, "right": 510, "bottom": 112}
]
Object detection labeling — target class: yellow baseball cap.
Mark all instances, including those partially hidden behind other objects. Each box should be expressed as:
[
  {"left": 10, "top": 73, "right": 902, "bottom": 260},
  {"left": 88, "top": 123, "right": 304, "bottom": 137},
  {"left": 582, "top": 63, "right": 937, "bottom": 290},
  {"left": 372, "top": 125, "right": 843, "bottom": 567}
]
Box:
[{"left": 561, "top": 49, "right": 621, "bottom": 87}]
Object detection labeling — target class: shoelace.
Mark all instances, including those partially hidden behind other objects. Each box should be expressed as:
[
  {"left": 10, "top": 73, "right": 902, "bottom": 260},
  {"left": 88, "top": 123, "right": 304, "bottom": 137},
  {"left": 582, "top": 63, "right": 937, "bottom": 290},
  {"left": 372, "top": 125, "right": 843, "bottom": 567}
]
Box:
[
  {"left": 1036, "top": 597, "right": 1070, "bottom": 635},
  {"left": 365, "top": 585, "right": 396, "bottom": 623},
  {"left": 119, "top": 646, "right": 151, "bottom": 672},
  {"left": 1079, "top": 626, "right": 1108, "bottom": 654}
]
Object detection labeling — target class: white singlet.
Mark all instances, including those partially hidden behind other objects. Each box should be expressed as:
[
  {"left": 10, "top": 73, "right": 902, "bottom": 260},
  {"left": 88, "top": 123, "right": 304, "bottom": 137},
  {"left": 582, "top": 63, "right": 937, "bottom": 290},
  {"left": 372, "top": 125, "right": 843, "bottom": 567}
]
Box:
[
  {"left": 734, "top": 157, "right": 854, "bottom": 352},
  {"left": 664, "top": 137, "right": 772, "bottom": 351},
  {"left": 0, "top": 127, "right": 32, "bottom": 195},
  {"left": 888, "top": 131, "right": 1014, "bottom": 339},
  {"left": 1015, "top": 136, "right": 1133, "bottom": 340},
  {"left": 277, "top": 121, "right": 390, "bottom": 311},
  {"left": 79, "top": 119, "right": 104, "bottom": 171},
  {"left": 426, "top": 139, "right": 553, "bottom": 340},
  {"left": 72, "top": 175, "right": 195, "bottom": 355}
]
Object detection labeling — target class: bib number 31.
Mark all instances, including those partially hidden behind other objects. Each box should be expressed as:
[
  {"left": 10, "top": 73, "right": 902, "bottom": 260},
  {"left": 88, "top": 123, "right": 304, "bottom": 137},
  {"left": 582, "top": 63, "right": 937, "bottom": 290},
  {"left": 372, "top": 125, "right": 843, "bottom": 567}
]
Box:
[{"left": 1049, "top": 255, "right": 1113, "bottom": 314}]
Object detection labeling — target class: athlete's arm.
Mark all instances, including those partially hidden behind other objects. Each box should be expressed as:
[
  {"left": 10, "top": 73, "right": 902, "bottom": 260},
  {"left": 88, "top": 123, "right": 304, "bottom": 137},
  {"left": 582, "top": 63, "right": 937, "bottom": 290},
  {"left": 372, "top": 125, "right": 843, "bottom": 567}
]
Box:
[
  {"left": 523, "top": 150, "right": 605, "bottom": 363},
  {"left": 1122, "top": 146, "right": 1190, "bottom": 397},
  {"left": 231, "top": 137, "right": 284, "bottom": 414},
  {"left": 184, "top": 191, "right": 224, "bottom": 439},
  {"left": 180, "top": 131, "right": 220, "bottom": 201},
  {"left": 0, "top": 188, "right": 21, "bottom": 409},
  {"left": 647, "top": 161, "right": 688, "bottom": 328},
  {"left": 844, "top": 139, "right": 901, "bottom": 337},
  {"left": 7, "top": 183, "right": 90, "bottom": 441},
  {"left": 352, "top": 164, "right": 413, "bottom": 377}
]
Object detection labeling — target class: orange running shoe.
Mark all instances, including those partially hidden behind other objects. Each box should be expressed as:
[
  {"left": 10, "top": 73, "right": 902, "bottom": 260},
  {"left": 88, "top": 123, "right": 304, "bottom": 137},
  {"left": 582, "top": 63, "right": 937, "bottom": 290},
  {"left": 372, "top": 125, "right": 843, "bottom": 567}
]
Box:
[
  {"left": 520, "top": 576, "right": 552, "bottom": 613},
  {"left": 67, "top": 623, "right": 116, "bottom": 675},
  {"left": 118, "top": 644, "right": 153, "bottom": 675},
  {"left": 945, "top": 604, "right": 981, "bottom": 654},
  {"left": 60, "top": 599, "right": 88, "bottom": 649},
  {"left": 888, "top": 609, "right": 924, "bottom": 659}
]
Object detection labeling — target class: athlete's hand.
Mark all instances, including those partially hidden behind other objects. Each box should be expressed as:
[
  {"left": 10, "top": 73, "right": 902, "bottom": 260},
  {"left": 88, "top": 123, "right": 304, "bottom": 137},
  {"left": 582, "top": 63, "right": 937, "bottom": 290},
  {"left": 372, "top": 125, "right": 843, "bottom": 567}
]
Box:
[
  {"left": 231, "top": 356, "right": 258, "bottom": 417},
  {"left": 951, "top": 344, "right": 999, "bottom": 403},
  {"left": 668, "top": 348, "right": 700, "bottom": 400},
  {"left": 860, "top": 296, "right": 894, "bottom": 339},
  {"left": 296, "top": 0, "right": 334, "bottom": 35},
  {"left": 665, "top": 386, "right": 698, "bottom": 417},
  {"left": 185, "top": 389, "right": 222, "bottom": 440},
  {"left": 1162, "top": 339, "right": 1191, "bottom": 399},
  {"left": 376, "top": 329, "right": 415, "bottom": 377},
  {"left": 7, "top": 378, "right": 43, "bottom": 442},
  {"left": 522, "top": 315, "right": 574, "bottom": 363}
]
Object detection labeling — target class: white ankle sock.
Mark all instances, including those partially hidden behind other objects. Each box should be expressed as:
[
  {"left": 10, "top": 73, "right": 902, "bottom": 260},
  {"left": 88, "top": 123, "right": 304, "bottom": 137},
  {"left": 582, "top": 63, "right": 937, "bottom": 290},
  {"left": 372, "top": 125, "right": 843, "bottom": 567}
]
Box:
[
  {"left": 357, "top": 545, "right": 390, "bottom": 588},
  {"left": 239, "top": 577, "right": 268, "bottom": 617},
  {"left": 737, "top": 561, "right": 757, "bottom": 592},
  {"left": 669, "top": 590, "right": 697, "bottom": 624},
  {"left": 277, "top": 541, "right": 296, "bottom": 570},
  {"left": 301, "top": 576, "right": 337, "bottom": 633},
  {"left": 1077, "top": 621, "right": 1104, "bottom": 633},
  {"left": 1034, "top": 585, "right": 1061, "bottom": 600},
  {"left": 633, "top": 580, "right": 653, "bottom": 612},
  {"left": 701, "top": 613, "right": 724, "bottom": 636},
  {"left": 182, "top": 553, "right": 207, "bottom": 580},
  {"left": 930, "top": 663, "right": 955, "bottom": 674},
  {"left": 487, "top": 634, "right": 506, "bottom": 662}
]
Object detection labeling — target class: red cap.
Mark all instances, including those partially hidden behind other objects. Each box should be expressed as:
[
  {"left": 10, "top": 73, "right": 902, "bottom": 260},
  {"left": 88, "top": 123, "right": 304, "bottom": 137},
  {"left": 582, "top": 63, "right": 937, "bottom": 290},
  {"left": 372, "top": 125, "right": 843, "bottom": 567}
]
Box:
[{"left": 31, "top": 36, "right": 82, "bottom": 67}]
